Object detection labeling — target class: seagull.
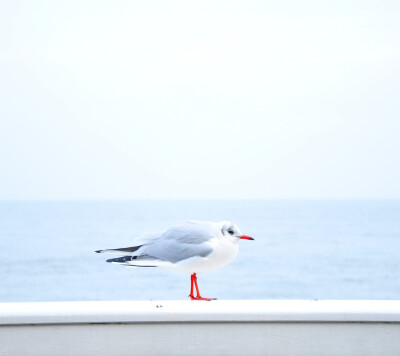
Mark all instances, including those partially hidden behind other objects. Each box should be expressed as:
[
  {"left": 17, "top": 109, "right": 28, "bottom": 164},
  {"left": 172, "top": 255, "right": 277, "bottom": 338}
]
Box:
[{"left": 95, "top": 220, "right": 254, "bottom": 301}]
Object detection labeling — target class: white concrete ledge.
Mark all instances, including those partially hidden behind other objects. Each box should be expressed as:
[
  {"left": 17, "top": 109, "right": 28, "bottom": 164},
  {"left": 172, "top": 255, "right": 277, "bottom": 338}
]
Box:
[
  {"left": 1, "top": 300, "right": 400, "bottom": 356},
  {"left": 1, "top": 300, "right": 400, "bottom": 325}
]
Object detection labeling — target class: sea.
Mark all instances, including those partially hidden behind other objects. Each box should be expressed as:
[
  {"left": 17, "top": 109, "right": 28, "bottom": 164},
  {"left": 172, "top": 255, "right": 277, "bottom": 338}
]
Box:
[{"left": 0, "top": 200, "right": 399, "bottom": 302}]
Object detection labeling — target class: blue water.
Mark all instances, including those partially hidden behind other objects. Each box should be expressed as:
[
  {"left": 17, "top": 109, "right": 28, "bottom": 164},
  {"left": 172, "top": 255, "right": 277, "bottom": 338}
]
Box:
[{"left": 0, "top": 200, "right": 399, "bottom": 302}]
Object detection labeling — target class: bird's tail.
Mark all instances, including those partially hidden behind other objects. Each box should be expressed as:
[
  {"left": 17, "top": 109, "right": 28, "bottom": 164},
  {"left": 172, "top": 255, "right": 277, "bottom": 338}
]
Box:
[
  {"left": 95, "top": 245, "right": 143, "bottom": 255},
  {"left": 96, "top": 247, "right": 166, "bottom": 268}
]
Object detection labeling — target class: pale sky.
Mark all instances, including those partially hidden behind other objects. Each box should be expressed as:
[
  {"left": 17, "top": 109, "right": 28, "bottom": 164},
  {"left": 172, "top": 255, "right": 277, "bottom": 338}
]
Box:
[{"left": 0, "top": 0, "right": 399, "bottom": 200}]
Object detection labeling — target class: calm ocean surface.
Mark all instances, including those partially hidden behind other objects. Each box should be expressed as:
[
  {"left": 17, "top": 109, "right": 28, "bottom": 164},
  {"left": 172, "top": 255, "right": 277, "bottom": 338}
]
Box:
[{"left": 0, "top": 200, "right": 399, "bottom": 302}]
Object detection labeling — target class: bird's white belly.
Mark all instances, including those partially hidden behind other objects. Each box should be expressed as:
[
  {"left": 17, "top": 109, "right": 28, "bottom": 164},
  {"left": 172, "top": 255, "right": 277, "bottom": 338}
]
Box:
[{"left": 165, "top": 238, "right": 239, "bottom": 274}]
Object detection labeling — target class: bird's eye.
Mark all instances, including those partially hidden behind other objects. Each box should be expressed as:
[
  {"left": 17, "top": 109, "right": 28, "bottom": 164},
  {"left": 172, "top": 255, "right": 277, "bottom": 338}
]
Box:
[{"left": 227, "top": 229, "right": 234, "bottom": 235}]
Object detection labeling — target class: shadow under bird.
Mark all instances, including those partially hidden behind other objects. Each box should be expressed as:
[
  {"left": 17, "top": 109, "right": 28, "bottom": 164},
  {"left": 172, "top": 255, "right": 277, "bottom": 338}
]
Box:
[{"left": 95, "top": 220, "right": 254, "bottom": 300}]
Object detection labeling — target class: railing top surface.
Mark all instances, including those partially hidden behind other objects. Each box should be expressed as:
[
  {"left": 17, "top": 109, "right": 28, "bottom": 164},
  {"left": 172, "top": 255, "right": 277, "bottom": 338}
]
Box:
[{"left": 1, "top": 300, "right": 400, "bottom": 325}]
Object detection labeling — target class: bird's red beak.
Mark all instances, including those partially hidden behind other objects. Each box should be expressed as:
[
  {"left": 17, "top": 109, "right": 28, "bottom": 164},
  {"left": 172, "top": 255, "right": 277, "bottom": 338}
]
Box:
[{"left": 239, "top": 235, "right": 254, "bottom": 240}]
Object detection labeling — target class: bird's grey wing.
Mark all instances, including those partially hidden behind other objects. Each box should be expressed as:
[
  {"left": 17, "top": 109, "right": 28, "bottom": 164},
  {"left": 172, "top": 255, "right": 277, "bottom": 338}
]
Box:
[
  {"left": 136, "top": 221, "right": 216, "bottom": 262},
  {"left": 97, "top": 221, "right": 216, "bottom": 263},
  {"left": 140, "top": 239, "right": 214, "bottom": 263},
  {"left": 162, "top": 221, "right": 218, "bottom": 245}
]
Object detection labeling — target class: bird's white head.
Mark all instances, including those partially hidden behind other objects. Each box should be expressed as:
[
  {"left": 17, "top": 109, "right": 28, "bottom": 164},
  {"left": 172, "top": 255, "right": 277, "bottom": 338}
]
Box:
[{"left": 220, "top": 221, "right": 254, "bottom": 242}]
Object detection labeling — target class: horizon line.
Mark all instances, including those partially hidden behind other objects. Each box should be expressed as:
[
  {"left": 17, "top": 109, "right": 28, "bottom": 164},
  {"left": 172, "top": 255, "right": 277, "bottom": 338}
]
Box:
[{"left": 0, "top": 197, "right": 399, "bottom": 202}]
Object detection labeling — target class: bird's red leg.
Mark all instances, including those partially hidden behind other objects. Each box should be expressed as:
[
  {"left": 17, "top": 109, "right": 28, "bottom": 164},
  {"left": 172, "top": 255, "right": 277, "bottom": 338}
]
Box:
[
  {"left": 191, "top": 273, "right": 216, "bottom": 301},
  {"left": 188, "top": 273, "right": 196, "bottom": 300}
]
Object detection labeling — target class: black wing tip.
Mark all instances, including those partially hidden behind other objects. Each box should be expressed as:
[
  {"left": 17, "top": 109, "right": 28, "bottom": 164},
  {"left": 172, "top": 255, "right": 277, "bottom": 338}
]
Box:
[
  {"left": 95, "top": 250, "right": 102, "bottom": 253},
  {"left": 106, "top": 256, "right": 135, "bottom": 263}
]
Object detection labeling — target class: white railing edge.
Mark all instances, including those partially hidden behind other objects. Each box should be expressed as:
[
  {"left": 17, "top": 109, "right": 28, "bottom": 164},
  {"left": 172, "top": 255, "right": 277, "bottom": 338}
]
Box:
[{"left": 1, "top": 300, "right": 400, "bottom": 325}]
